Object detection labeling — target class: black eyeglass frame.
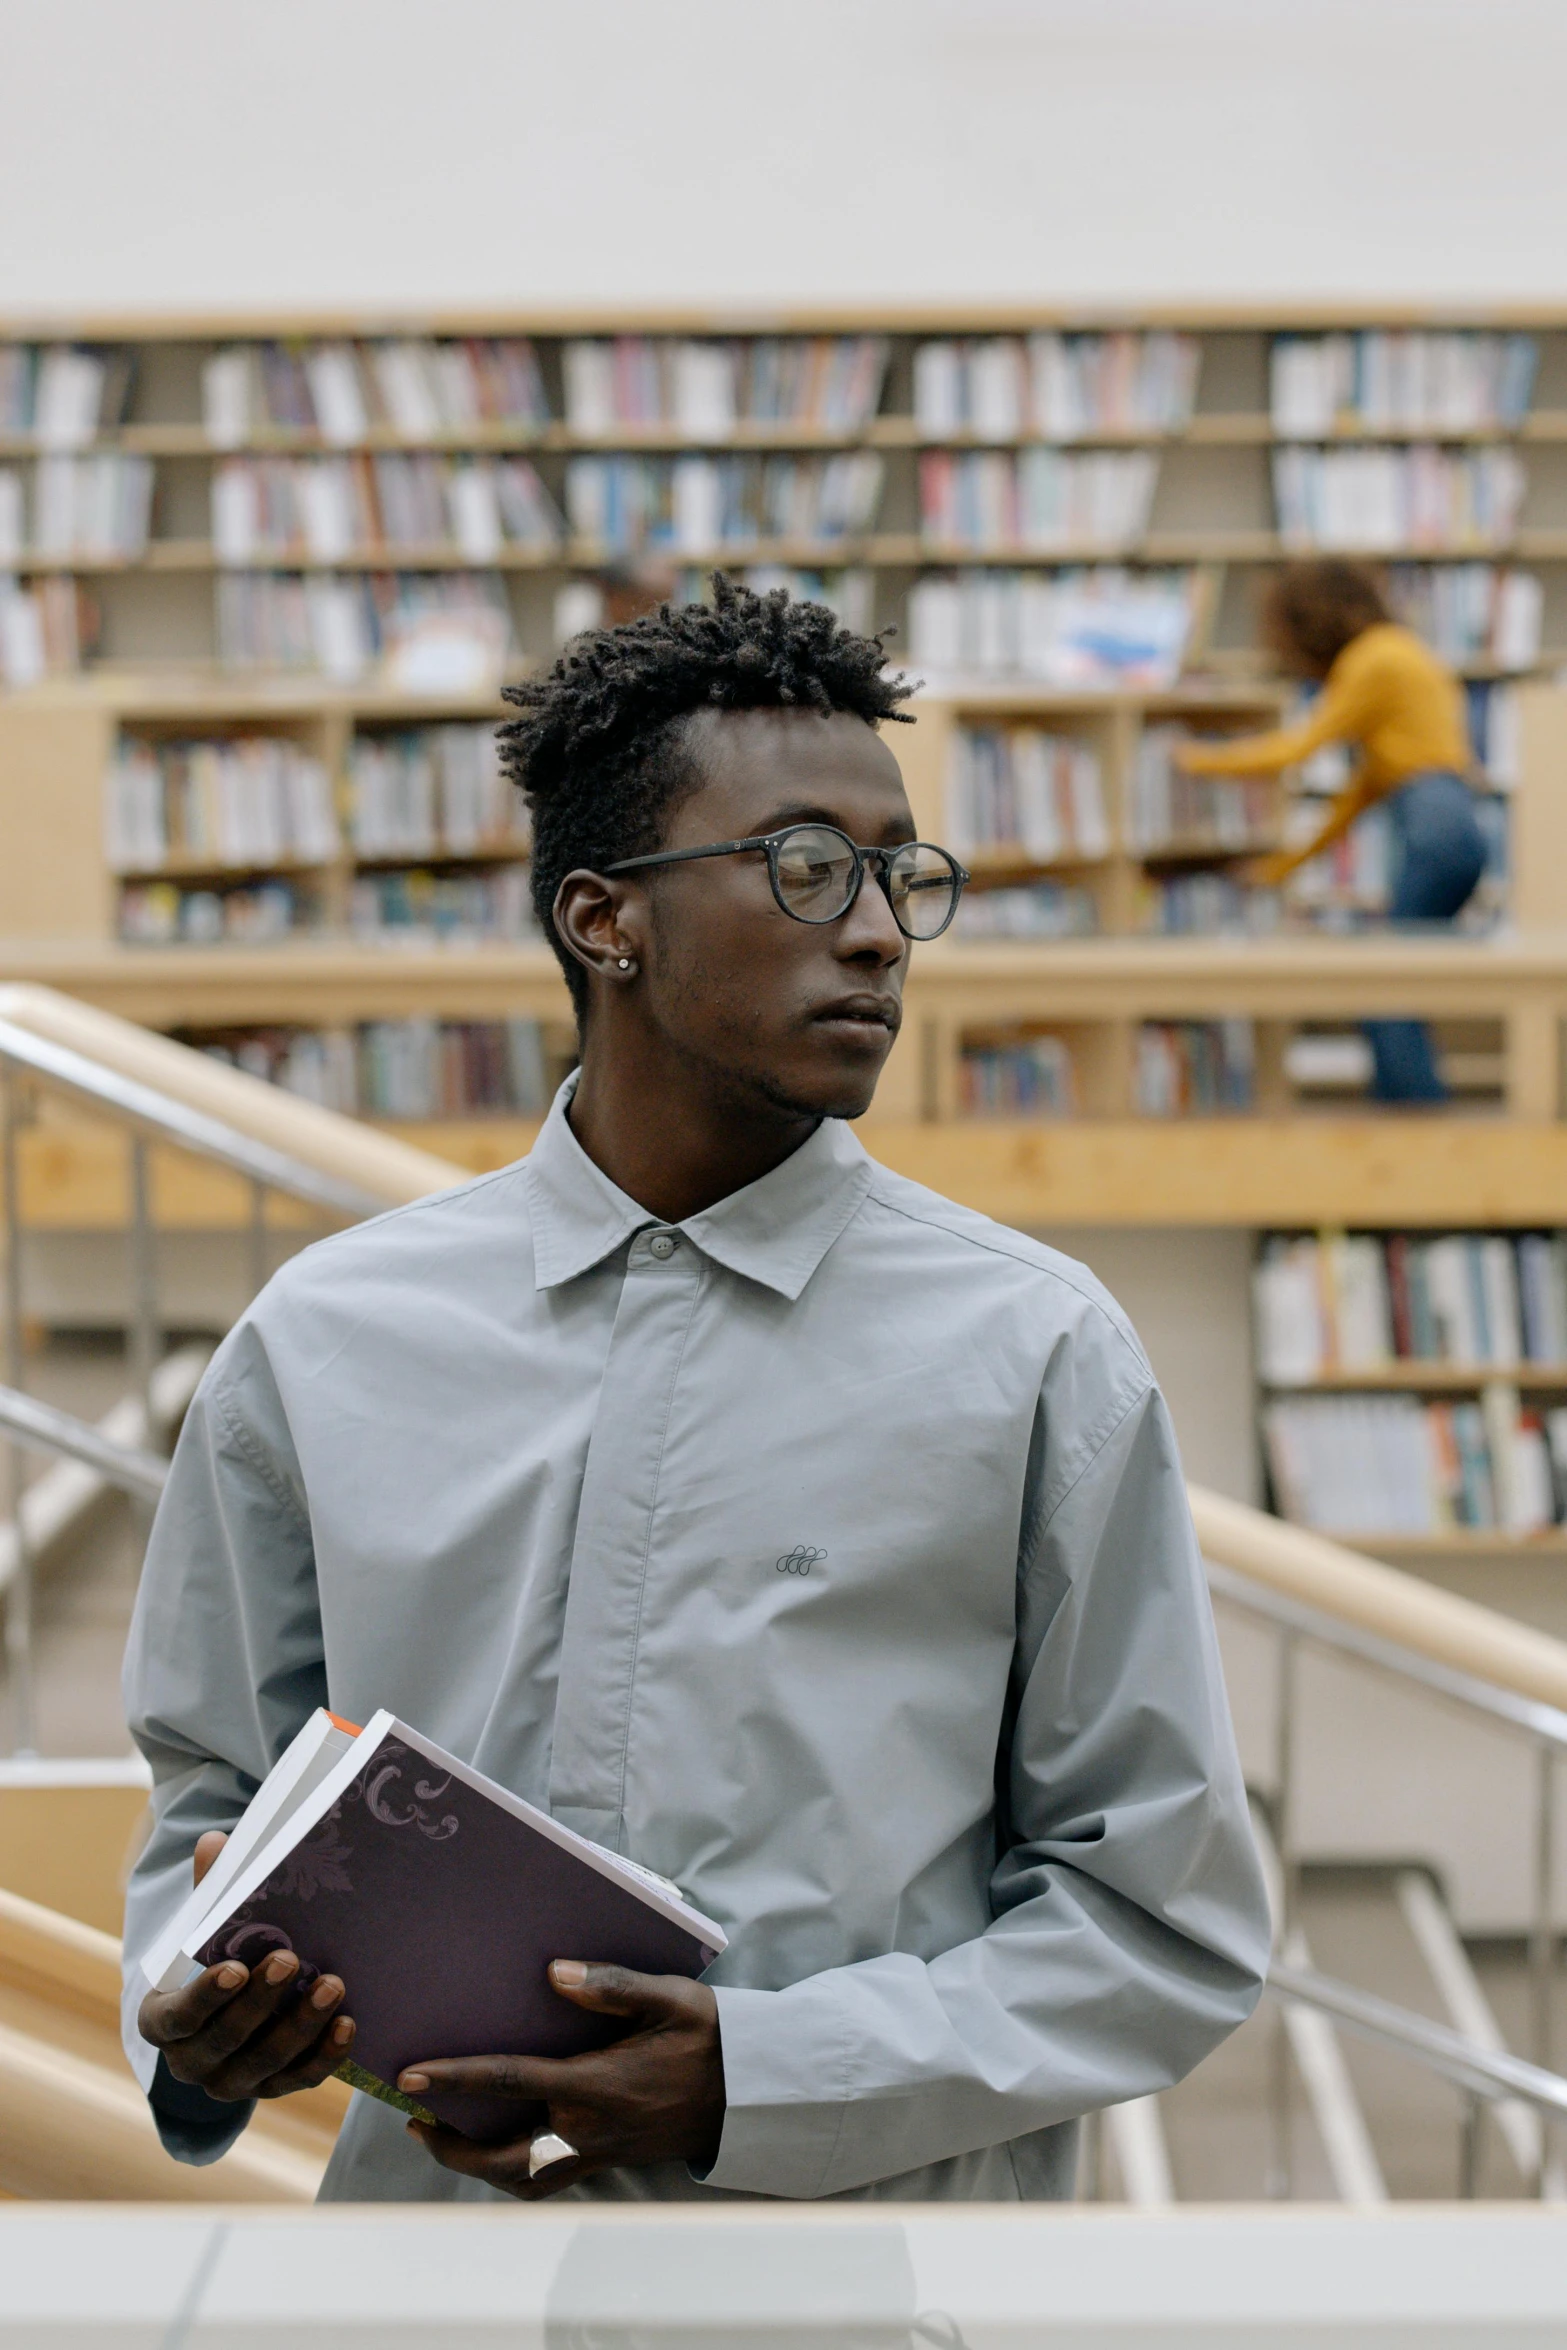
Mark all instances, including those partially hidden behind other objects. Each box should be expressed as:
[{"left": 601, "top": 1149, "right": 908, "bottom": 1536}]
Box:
[{"left": 602, "top": 824, "right": 972, "bottom": 942}]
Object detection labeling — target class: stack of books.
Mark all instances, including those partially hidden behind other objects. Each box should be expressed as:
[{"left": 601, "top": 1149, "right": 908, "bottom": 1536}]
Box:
[
  {"left": 1389, "top": 564, "right": 1542, "bottom": 668},
  {"left": 202, "top": 340, "right": 549, "bottom": 443},
  {"left": 348, "top": 725, "right": 524, "bottom": 859},
  {"left": 212, "top": 455, "right": 561, "bottom": 561},
  {"left": 1270, "top": 332, "right": 1537, "bottom": 436},
  {"left": 564, "top": 453, "right": 884, "bottom": 551},
  {"left": 959, "top": 1033, "right": 1078, "bottom": 1116},
  {"left": 0, "top": 454, "right": 154, "bottom": 558},
  {"left": 1263, "top": 1388, "right": 1566, "bottom": 1538},
  {"left": 196, "top": 1017, "right": 550, "bottom": 1117},
  {"left": 913, "top": 333, "right": 1198, "bottom": 438},
  {"left": 0, "top": 574, "right": 86, "bottom": 686},
  {"left": 104, "top": 737, "right": 339, "bottom": 871},
  {"left": 1135, "top": 1020, "right": 1255, "bottom": 1115},
  {"left": 1253, "top": 1228, "right": 1567, "bottom": 1381},
  {"left": 0, "top": 344, "right": 134, "bottom": 444},
  {"left": 918, "top": 450, "right": 1157, "bottom": 550},
  {"left": 1137, "top": 871, "right": 1279, "bottom": 937},
  {"left": 216, "top": 570, "right": 511, "bottom": 679},
  {"left": 908, "top": 567, "right": 1195, "bottom": 685},
  {"left": 119, "top": 878, "right": 304, "bottom": 945},
  {"left": 946, "top": 726, "right": 1109, "bottom": 861},
  {"left": 953, "top": 882, "right": 1099, "bottom": 940},
  {"left": 562, "top": 337, "right": 887, "bottom": 434},
  {"left": 1129, "top": 727, "right": 1274, "bottom": 853},
  {"left": 1272, "top": 446, "right": 1526, "bottom": 551},
  {"left": 348, "top": 867, "right": 536, "bottom": 944}
]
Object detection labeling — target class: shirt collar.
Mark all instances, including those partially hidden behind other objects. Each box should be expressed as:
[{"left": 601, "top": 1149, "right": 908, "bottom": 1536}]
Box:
[{"left": 523, "top": 1072, "right": 874, "bottom": 1302}]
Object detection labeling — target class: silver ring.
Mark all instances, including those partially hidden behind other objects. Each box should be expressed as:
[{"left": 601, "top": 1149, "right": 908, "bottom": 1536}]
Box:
[{"left": 527, "top": 2129, "right": 579, "bottom": 2178}]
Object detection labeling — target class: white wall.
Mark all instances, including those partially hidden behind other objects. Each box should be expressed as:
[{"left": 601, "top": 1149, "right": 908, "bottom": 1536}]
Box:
[{"left": 2, "top": 0, "right": 1565, "bottom": 317}]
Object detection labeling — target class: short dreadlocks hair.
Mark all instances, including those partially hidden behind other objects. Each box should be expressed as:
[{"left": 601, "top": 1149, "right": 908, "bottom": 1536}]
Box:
[{"left": 498, "top": 576, "right": 915, "bottom": 1016}]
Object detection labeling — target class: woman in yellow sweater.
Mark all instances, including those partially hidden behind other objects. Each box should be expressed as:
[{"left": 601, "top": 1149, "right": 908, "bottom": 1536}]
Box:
[{"left": 1177, "top": 559, "right": 1485, "bottom": 1102}]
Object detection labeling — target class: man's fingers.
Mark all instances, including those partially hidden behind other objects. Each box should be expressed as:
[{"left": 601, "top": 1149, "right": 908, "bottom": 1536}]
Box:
[
  {"left": 139, "top": 1959, "right": 251, "bottom": 2049},
  {"left": 203, "top": 1975, "right": 349, "bottom": 2101},
  {"left": 547, "top": 1961, "right": 695, "bottom": 2024},
  {"left": 396, "top": 2051, "right": 562, "bottom": 2104},
  {"left": 256, "top": 2012, "right": 357, "bottom": 2098},
  {"left": 192, "top": 1831, "right": 228, "bottom": 1888},
  {"left": 406, "top": 2120, "right": 582, "bottom": 2199}
]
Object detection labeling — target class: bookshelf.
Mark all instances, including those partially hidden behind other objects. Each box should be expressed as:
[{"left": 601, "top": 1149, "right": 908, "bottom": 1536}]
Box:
[{"left": 5, "top": 311, "right": 1567, "bottom": 685}]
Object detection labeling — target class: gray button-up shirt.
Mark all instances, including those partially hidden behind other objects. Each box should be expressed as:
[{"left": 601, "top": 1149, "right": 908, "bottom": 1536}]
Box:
[{"left": 122, "top": 1080, "right": 1269, "bottom": 2203}]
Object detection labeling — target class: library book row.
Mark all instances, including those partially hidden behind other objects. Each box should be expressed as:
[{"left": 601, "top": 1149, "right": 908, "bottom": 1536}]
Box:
[
  {"left": 194, "top": 1017, "right": 557, "bottom": 1119},
  {"left": 1253, "top": 1229, "right": 1567, "bottom": 1385},
  {"left": 0, "top": 444, "right": 1550, "bottom": 567},
  {"left": 0, "top": 329, "right": 1546, "bottom": 449},
  {"left": 1263, "top": 1386, "right": 1567, "bottom": 1541}
]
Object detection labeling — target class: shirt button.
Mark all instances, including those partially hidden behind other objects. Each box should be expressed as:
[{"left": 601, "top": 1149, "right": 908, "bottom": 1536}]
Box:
[{"left": 648, "top": 1232, "right": 677, "bottom": 1260}]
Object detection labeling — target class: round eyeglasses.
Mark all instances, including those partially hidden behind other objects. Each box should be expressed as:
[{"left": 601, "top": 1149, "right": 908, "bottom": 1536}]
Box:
[{"left": 603, "top": 823, "right": 970, "bottom": 942}]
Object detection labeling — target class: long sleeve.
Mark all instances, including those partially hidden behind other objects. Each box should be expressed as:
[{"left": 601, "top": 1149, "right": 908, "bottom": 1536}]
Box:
[
  {"left": 1178, "top": 662, "right": 1383, "bottom": 778},
  {"left": 701, "top": 1381, "right": 1270, "bottom": 2199},
  {"left": 120, "top": 1322, "right": 327, "bottom": 2166}
]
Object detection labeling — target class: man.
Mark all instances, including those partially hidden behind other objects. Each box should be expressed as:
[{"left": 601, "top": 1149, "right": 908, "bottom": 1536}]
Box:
[{"left": 125, "top": 579, "right": 1269, "bottom": 2202}]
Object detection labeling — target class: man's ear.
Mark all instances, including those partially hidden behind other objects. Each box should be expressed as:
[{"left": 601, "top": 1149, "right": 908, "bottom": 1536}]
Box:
[{"left": 554, "top": 869, "right": 647, "bottom": 986}]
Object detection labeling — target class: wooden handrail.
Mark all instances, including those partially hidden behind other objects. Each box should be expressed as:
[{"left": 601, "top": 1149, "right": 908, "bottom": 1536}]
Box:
[
  {"left": 1190, "top": 1484, "right": 1567, "bottom": 1717},
  {"left": 0, "top": 984, "right": 460, "bottom": 1209}
]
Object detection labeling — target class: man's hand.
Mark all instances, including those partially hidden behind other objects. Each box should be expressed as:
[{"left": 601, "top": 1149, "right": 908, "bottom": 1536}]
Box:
[
  {"left": 136, "top": 1830, "right": 355, "bottom": 2102},
  {"left": 397, "top": 1961, "right": 725, "bottom": 2199}
]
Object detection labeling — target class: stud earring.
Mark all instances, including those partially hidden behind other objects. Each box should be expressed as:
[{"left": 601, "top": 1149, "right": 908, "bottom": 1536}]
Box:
[{"left": 617, "top": 956, "right": 634, "bottom": 971}]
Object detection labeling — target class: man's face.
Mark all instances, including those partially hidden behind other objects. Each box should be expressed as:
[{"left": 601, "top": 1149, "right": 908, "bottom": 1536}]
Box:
[{"left": 628, "top": 706, "right": 915, "bottom": 1122}]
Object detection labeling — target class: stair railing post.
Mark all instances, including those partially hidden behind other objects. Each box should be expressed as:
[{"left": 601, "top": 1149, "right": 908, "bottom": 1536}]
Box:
[
  {"left": 1268, "top": 1628, "right": 1298, "bottom": 2197},
  {"left": 1, "top": 1067, "right": 34, "bottom": 1758},
  {"left": 1533, "top": 1739, "right": 1559, "bottom": 2196},
  {"left": 1458, "top": 2091, "right": 1483, "bottom": 2199},
  {"left": 127, "top": 1135, "right": 159, "bottom": 1448},
  {"left": 249, "top": 1178, "right": 269, "bottom": 1303}
]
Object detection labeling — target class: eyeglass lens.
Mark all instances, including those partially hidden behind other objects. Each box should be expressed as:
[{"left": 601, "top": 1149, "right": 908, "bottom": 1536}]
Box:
[{"left": 770, "top": 826, "right": 960, "bottom": 940}]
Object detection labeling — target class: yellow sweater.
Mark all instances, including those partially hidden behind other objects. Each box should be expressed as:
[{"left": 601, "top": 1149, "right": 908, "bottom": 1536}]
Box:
[{"left": 1180, "top": 623, "right": 1471, "bottom": 881}]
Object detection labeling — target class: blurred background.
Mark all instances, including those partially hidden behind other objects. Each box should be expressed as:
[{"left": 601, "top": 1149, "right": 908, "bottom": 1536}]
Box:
[{"left": 5, "top": 0, "right": 1567, "bottom": 2233}]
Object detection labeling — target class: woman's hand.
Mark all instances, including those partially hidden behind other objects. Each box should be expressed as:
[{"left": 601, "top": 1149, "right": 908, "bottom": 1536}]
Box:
[{"left": 1236, "top": 850, "right": 1293, "bottom": 890}]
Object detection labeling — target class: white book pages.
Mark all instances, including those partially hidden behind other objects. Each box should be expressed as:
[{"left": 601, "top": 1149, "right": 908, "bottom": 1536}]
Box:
[
  {"left": 0, "top": 472, "right": 22, "bottom": 564},
  {"left": 34, "top": 349, "right": 103, "bottom": 450},
  {"left": 563, "top": 343, "right": 616, "bottom": 433},
  {"left": 449, "top": 464, "right": 502, "bottom": 562},
  {"left": 307, "top": 346, "right": 369, "bottom": 446},
  {"left": 914, "top": 343, "right": 963, "bottom": 436}
]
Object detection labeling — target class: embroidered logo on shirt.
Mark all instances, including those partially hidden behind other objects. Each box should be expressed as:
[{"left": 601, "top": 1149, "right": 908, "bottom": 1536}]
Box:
[{"left": 776, "top": 1546, "right": 826, "bottom": 1576}]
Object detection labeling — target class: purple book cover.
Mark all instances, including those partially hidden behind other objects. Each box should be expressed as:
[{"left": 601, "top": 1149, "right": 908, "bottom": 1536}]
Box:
[{"left": 195, "top": 1727, "right": 721, "bottom": 2141}]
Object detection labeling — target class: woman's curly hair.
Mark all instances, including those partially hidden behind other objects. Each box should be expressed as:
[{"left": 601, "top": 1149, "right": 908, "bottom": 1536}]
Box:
[{"left": 498, "top": 575, "right": 913, "bottom": 1013}]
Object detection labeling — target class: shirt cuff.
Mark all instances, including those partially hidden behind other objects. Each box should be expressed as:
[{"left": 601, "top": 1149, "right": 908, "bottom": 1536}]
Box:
[
  {"left": 148, "top": 2054, "right": 255, "bottom": 2168},
  {"left": 694, "top": 1983, "right": 849, "bottom": 2199}
]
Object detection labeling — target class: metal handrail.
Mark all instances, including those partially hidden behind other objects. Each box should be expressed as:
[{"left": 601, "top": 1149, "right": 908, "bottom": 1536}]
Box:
[
  {"left": 0, "top": 1019, "right": 384, "bottom": 1222},
  {"left": 0, "top": 1385, "right": 167, "bottom": 1507},
  {"left": 1269, "top": 1957, "right": 1567, "bottom": 2120},
  {"left": 1206, "top": 1556, "right": 1567, "bottom": 1753}
]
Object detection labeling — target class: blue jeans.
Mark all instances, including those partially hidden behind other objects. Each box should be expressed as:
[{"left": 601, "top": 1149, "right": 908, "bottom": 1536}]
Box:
[{"left": 1362, "top": 771, "right": 1487, "bottom": 1103}]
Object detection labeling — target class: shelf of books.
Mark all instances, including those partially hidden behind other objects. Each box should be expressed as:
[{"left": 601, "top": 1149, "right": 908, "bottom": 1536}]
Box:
[
  {"left": 5, "top": 316, "right": 1567, "bottom": 693},
  {"left": 1255, "top": 1226, "right": 1567, "bottom": 1553}
]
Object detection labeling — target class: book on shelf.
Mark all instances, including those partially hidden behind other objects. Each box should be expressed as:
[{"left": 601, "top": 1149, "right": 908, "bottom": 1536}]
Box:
[
  {"left": 104, "top": 737, "right": 338, "bottom": 872},
  {"left": 0, "top": 344, "right": 134, "bottom": 448},
  {"left": 1253, "top": 1229, "right": 1567, "bottom": 1384},
  {"left": 918, "top": 449, "right": 1157, "bottom": 552},
  {"left": 348, "top": 724, "right": 522, "bottom": 859},
  {"left": 952, "top": 880, "right": 1099, "bottom": 940},
  {"left": 1135, "top": 870, "right": 1280, "bottom": 938},
  {"left": 561, "top": 336, "right": 888, "bottom": 434},
  {"left": 216, "top": 570, "right": 511, "bottom": 682},
  {"left": 563, "top": 453, "right": 884, "bottom": 552},
  {"left": 1272, "top": 446, "right": 1526, "bottom": 553},
  {"left": 1263, "top": 1388, "right": 1565, "bottom": 1539},
  {"left": 119, "top": 878, "right": 304, "bottom": 946},
  {"left": 1130, "top": 726, "right": 1273, "bottom": 853},
  {"left": 1389, "top": 564, "right": 1542, "bottom": 669},
  {"left": 349, "top": 867, "right": 537, "bottom": 945},
  {"left": 197, "top": 1018, "right": 550, "bottom": 1118},
  {"left": 212, "top": 454, "right": 561, "bottom": 563},
  {"left": 1464, "top": 680, "right": 1523, "bottom": 785},
  {"left": 0, "top": 454, "right": 153, "bottom": 559},
  {"left": 142, "top": 1704, "right": 725, "bottom": 2138},
  {"left": 202, "top": 339, "right": 549, "bottom": 447},
  {"left": 946, "top": 725, "right": 1109, "bottom": 862},
  {"left": 1269, "top": 332, "right": 1538, "bottom": 438},
  {"left": 0, "top": 574, "right": 86, "bottom": 687},
  {"left": 908, "top": 566, "right": 1196, "bottom": 686},
  {"left": 960, "top": 1033, "right": 1077, "bottom": 1116},
  {"left": 1135, "top": 1020, "right": 1254, "bottom": 1115},
  {"left": 912, "top": 332, "right": 1198, "bottom": 440}
]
